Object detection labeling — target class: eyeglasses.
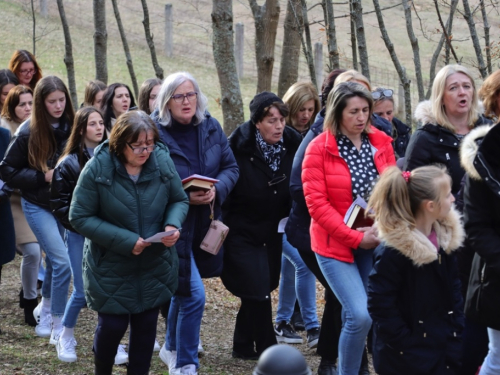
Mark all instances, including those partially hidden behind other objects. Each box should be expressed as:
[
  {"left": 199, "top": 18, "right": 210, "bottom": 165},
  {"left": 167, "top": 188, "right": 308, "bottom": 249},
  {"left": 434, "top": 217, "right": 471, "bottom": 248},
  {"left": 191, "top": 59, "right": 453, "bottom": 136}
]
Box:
[
  {"left": 127, "top": 143, "right": 156, "bottom": 154},
  {"left": 171, "top": 92, "right": 197, "bottom": 103},
  {"left": 19, "top": 68, "right": 36, "bottom": 76},
  {"left": 268, "top": 174, "right": 287, "bottom": 187},
  {"left": 372, "top": 89, "right": 393, "bottom": 100}
]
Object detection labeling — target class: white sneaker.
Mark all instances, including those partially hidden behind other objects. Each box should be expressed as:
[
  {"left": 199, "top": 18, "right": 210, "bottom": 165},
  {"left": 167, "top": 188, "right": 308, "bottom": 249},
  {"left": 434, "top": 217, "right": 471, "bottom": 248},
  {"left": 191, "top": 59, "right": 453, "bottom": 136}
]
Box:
[
  {"left": 34, "top": 304, "right": 52, "bottom": 338},
  {"left": 49, "top": 326, "right": 63, "bottom": 345},
  {"left": 198, "top": 340, "right": 204, "bottom": 356},
  {"left": 154, "top": 339, "right": 161, "bottom": 352},
  {"left": 114, "top": 344, "right": 128, "bottom": 365},
  {"left": 159, "top": 344, "right": 177, "bottom": 372},
  {"left": 180, "top": 364, "right": 197, "bottom": 375},
  {"left": 56, "top": 336, "right": 77, "bottom": 362}
]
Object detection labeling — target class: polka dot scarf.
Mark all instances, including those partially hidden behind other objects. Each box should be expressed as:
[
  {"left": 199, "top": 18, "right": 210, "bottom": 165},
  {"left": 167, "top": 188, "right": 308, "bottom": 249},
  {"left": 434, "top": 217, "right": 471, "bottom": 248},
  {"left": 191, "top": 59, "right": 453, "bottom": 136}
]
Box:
[{"left": 337, "top": 134, "right": 379, "bottom": 201}]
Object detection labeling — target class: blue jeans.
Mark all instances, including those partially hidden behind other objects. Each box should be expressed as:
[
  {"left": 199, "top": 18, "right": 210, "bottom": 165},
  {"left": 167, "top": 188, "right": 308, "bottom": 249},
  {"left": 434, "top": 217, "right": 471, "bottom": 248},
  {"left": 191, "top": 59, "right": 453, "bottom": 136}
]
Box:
[
  {"left": 22, "top": 199, "right": 71, "bottom": 317},
  {"left": 276, "top": 235, "right": 319, "bottom": 330},
  {"left": 62, "top": 231, "right": 86, "bottom": 328},
  {"left": 316, "top": 249, "right": 374, "bottom": 375},
  {"left": 479, "top": 328, "right": 500, "bottom": 375},
  {"left": 166, "top": 254, "right": 205, "bottom": 369}
]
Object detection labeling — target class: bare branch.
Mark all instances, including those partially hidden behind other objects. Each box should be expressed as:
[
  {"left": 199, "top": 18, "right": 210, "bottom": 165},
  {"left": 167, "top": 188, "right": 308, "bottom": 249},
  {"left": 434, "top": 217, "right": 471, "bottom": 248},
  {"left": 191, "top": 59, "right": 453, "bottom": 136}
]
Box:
[
  {"left": 403, "top": 0, "right": 424, "bottom": 102},
  {"left": 334, "top": 3, "right": 401, "bottom": 19},
  {"left": 350, "top": 0, "right": 370, "bottom": 80},
  {"left": 462, "top": 0, "right": 488, "bottom": 78},
  {"left": 480, "top": 0, "right": 492, "bottom": 74},
  {"left": 433, "top": 0, "right": 460, "bottom": 63}
]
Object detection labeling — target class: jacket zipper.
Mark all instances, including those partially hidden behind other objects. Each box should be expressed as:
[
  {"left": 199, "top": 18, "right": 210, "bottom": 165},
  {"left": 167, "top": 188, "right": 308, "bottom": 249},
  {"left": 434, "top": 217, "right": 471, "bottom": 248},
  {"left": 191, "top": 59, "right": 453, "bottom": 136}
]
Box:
[{"left": 134, "top": 182, "right": 144, "bottom": 310}]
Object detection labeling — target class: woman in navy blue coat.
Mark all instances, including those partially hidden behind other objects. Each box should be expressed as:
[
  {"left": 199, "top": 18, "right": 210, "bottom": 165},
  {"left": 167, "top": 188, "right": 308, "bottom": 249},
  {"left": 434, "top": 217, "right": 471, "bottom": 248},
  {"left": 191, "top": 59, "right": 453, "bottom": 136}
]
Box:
[{"left": 151, "top": 71, "right": 238, "bottom": 375}]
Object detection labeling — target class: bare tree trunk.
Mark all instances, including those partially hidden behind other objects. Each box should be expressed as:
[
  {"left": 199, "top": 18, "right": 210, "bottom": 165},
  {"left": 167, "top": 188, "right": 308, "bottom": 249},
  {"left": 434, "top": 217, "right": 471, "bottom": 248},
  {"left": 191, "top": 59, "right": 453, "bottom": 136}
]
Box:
[
  {"left": 433, "top": 0, "right": 459, "bottom": 66},
  {"left": 402, "top": 0, "right": 424, "bottom": 102},
  {"left": 278, "top": 0, "right": 302, "bottom": 97},
  {"left": 249, "top": 0, "right": 280, "bottom": 93},
  {"left": 31, "top": 0, "right": 36, "bottom": 55},
  {"left": 93, "top": 0, "right": 107, "bottom": 84},
  {"left": 322, "top": 0, "right": 339, "bottom": 70},
  {"left": 349, "top": 0, "right": 358, "bottom": 71},
  {"left": 301, "top": 0, "right": 317, "bottom": 89},
  {"left": 140, "top": 0, "right": 164, "bottom": 80},
  {"left": 427, "top": 0, "right": 458, "bottom": 99},
  {"left": 211, "top": 0, "right": 244, "bottom": 135},
  {"left": 56, "top": 0, "right": 77, "bottom": 110},
  {"left": 350, "top": 0, "right": 370, "bottom": 80},
  {"left": 111, "top": 0, "right": 139, "bottom": 98},
  {"left": 479, "top": 0, "right": 492, "bottom": 74},
  {"left": 444, "top": 5, "right": 454, "bottom": 65},
  {"left": 372, "top": 0, "right": 411, "bottom": 126},
  {"left": 462, "top": 0, "right": 487, "bottom": 78}
]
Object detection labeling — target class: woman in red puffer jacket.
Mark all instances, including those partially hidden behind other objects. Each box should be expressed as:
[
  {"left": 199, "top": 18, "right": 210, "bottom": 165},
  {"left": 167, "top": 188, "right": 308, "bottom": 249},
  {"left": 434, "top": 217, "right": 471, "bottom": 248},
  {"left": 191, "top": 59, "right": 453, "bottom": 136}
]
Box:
[{"left": 302, "top": 81, "right": 395, "bottom": 375}]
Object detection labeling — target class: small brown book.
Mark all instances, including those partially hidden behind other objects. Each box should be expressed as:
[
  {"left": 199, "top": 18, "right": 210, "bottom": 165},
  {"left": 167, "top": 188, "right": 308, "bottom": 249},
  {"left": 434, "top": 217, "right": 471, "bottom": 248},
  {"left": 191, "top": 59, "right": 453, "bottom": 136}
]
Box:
[{"left": 181, "top": 174, "right": 219, "bottom": 192}]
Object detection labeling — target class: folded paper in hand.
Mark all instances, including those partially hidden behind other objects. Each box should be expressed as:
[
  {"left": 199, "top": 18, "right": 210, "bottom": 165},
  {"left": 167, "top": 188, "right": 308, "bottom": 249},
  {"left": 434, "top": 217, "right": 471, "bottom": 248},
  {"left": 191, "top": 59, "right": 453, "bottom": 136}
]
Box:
[
  {"left": 144, "top": 228, "right": 181, "bottom": 243},
  {"left": 181, "top": 174, "right": 219, "bottom": 192},
  {"left": 343, "top": 196, "right": 374, "bottom": 229}
]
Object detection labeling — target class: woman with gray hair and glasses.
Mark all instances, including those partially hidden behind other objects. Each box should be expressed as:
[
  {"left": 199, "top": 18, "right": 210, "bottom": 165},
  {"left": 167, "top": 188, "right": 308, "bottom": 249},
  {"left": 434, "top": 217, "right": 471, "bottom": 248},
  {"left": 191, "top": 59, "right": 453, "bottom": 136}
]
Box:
[
  {"left": 371, "top": 87, "right": 412, "bottom": 160},
  {"left": 151, "top": 71, "right": 239, "bottom": 375}
]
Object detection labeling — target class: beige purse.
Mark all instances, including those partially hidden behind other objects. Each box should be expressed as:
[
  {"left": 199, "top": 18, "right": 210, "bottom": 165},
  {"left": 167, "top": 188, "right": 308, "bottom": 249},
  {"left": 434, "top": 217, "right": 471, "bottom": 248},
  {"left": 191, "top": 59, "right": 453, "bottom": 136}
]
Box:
[{"left": 200, "top": 193, "right": 229, "bottom": 255}]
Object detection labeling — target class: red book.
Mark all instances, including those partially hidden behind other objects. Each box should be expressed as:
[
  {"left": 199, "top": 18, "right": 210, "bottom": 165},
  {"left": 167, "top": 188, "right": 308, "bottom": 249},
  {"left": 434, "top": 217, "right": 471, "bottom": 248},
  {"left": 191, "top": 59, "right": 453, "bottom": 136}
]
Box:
[
  {"left": 344, "top": 196, "right": 374, "bottom": 229},
  {"left": 181, "top": 174, "right": 219, "bottom": 192}
]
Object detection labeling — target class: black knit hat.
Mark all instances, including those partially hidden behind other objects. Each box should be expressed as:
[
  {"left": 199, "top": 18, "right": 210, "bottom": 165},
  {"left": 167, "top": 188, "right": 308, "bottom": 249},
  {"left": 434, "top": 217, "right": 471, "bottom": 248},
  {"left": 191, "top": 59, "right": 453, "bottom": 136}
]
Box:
[{"left": 250, "top": 91, "right": 283, "bottom": 125}]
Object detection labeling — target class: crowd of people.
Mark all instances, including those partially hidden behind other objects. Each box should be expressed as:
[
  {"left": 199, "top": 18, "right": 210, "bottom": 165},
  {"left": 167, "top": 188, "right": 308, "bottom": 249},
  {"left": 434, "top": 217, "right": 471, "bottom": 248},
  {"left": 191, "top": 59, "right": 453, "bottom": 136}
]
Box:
[{"left": 0, "top": 48, "right": 499, "bottom": 375}]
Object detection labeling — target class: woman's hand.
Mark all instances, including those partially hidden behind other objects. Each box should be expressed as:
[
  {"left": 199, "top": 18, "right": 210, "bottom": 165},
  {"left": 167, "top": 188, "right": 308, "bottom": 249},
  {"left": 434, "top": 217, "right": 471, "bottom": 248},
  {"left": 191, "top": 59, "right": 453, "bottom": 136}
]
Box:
[
  {"left": 161, "top": 225, "right": 181, "bottom": 247},
  {"left": 45, "top": 169, "right": 54, "bottom": 183},
  {"left": 189, "top": 186, "right": 216, "bottom": 205},
  {"left": 132, "top": 237, "right": 152, "bottom": 255},
  {"left": 358, "top": 227, "right": 380, "bottom": 249}
]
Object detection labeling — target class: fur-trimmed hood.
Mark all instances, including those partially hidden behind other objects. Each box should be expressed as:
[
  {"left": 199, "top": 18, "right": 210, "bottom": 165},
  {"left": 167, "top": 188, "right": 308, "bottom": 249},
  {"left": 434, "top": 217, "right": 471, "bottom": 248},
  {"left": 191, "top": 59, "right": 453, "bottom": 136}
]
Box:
[
  {"left": 460, "top": 125, "right": 492, "bottom": 180},
  {"left": 378, "top": 207, "right": 464, "bottom": 266},
  {"left": 414, "top": 100, "right": 437, "bottom": 125}
]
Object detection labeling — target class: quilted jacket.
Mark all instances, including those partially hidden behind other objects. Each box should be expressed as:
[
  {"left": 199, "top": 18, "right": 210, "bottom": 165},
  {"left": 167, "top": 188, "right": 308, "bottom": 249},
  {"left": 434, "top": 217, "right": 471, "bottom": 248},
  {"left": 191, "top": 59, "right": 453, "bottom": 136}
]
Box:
[
  {"left": 69, "top": 141, "right": 189, "bottom": 314},
  {"left": 151, "top": 109, "right": 239, "bottom": 296},
  {"left": 302, "top": 127, "right": 396, "bottom": 262}
]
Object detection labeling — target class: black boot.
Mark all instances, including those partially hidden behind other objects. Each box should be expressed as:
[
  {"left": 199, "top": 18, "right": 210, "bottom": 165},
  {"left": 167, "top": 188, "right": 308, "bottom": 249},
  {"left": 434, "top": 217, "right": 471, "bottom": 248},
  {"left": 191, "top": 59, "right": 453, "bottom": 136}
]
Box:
[
  {"left": 23, "top": 298, "right": 38, "bottom": 327},
  {"left": 358, "top": 347, "right": 370, "bottom": 375},
  {"left": 94, "top": 356, "right": 114, "bottom": 375},
  {"left": 317, "top": 359, "right": 338, "bottom": 375},
  {"left": 19, "top": 288, "right": 24, "bottom": 308}
]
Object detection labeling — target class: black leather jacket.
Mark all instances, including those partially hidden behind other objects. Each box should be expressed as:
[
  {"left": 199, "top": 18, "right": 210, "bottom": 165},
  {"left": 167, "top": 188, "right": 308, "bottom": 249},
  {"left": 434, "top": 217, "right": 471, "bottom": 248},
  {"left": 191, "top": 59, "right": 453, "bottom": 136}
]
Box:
[
  {"left": 0, "top": 119, "right": 71, "bottom": 209},
  {"left": 50, "top": 149, "right": 92, "bottom": 232}
]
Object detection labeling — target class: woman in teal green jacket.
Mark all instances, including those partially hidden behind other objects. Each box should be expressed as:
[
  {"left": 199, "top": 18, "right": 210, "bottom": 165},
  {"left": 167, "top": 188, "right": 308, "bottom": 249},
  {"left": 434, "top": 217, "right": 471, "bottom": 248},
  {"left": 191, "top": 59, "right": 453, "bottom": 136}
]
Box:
[{"left": 69, "top": 111, "right": 189, "bottom": 375}]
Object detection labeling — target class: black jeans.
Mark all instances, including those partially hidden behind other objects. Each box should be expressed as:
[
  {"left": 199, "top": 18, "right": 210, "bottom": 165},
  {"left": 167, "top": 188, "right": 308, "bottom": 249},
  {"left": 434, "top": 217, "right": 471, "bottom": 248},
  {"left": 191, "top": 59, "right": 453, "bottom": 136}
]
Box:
[
  {"left": 94, "top": 307, "right": 160, "bottom": 374},
  {"left": 233, "top": 298, "right": 277, "bottom": 356},
  {"left": 299, "top": 249, "right": 342, "bottom": 362}
]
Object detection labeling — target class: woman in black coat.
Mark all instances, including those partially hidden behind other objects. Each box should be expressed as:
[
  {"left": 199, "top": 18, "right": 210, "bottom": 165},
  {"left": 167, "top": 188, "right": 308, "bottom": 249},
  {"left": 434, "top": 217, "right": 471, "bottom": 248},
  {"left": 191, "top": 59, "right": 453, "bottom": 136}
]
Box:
[
  {"left": 462, "top": 121, "right": 500, "bottom": 375},
  {"left": 222, "top": 92, "right": 301, "bottom": 359}
]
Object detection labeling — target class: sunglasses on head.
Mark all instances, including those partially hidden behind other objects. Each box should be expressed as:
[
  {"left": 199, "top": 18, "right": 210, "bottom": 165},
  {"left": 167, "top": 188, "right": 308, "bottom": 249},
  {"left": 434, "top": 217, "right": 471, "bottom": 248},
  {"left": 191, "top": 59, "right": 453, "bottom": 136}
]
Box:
[{"left": 372, "top": 89, "right": 393, "bottom": 100}]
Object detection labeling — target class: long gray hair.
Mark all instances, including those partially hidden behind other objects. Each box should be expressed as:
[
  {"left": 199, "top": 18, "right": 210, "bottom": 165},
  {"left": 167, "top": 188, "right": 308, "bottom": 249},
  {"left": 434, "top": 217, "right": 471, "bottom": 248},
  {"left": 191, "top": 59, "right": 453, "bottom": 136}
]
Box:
[{"left": 156, "top": 71, "right": 208, "bottom": 126}]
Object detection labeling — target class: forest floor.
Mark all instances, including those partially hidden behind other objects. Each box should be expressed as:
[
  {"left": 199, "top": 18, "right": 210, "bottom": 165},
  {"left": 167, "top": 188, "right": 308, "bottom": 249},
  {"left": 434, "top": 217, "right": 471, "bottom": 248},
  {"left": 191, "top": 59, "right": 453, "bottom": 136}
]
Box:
[{"left": 0, "top": 256, "right": 376, "bottom": 375}]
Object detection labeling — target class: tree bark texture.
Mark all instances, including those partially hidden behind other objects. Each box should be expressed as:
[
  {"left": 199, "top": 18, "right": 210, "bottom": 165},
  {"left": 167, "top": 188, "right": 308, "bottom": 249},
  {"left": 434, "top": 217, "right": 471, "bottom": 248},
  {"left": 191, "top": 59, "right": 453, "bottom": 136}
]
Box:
[
  {"left": 462, "top": 0, "right": 487, "bottom": 78},
  {"left": 372, "top": 0, "right": 412, "bottom": 126},
  {"left": 322, "top": 0, "right": 339, "bottom": 70},
  {"left": 211, "top": 0, "right": 245, "bottom": 135},
  {"left": 350, "top": 0, "right": 370, "bottom": 80},
  {"left": 111, "top": 0, "right": 139, "bottom": 98},
  {"left": 301, "top": 0, "right": 317, "bottom": 89},
  {"left": 278, "top": 0, "right": 302, "bottom": 98},
  {"left": 426, "top": 0, "right": 458, "bottom": 99},
  {"left": 479, "top": 0, "right": 492, "bottom": 74},
  {"left": 433, "top": 0, "right": 459, "bottom": 66},
  {"left": 402, "top": 0, "right": 424, "bottom": 102},
  {"left": 249, "top": 0, "right": 280, "bottom": 93},
  {"left": 31, "top": 0, "right": 36, "bottom": 55},
  {"left": 93, "top": 0, "right": 108, "bottom": 84},
  {"left": 56, "top": 0, "right": 78, "bottom": 110},
  {"left": 349, "top": 0, "right": 358, "bottom": 71},
  {"left": 140, "top": 0, "right": 164, "bottom": 80}
]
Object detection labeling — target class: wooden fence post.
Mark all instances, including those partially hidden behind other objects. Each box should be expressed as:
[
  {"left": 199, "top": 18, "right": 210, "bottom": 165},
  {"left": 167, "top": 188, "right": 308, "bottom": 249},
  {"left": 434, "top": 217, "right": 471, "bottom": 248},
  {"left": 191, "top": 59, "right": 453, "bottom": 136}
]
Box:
[
  {"left": 314, "top": 42, "right": 323, "bottom": 90},
  {"left": 164, "top": 4, "right": 173, "bottom": 57},
  {"left": 235, "top": 22, "right": 244, "bottom": 78},
  {"left": 40, "top": 0, "right": 48, "bottom": 17}
]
